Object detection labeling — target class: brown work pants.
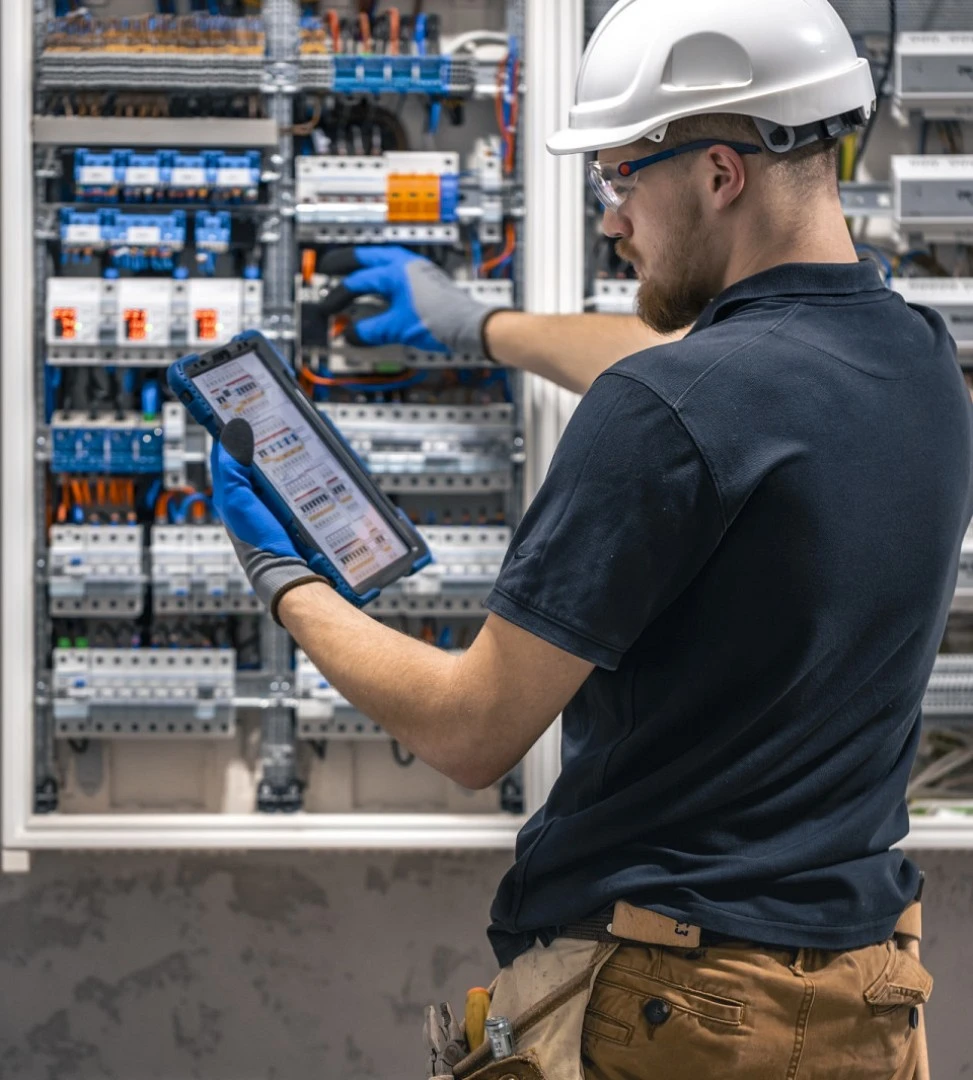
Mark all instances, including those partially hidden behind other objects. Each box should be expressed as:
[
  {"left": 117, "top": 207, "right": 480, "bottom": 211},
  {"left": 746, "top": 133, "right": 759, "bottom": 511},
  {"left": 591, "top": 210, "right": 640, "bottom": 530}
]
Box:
[{"left": 581, "top": 938, "right": 932, "bottom": 1079}]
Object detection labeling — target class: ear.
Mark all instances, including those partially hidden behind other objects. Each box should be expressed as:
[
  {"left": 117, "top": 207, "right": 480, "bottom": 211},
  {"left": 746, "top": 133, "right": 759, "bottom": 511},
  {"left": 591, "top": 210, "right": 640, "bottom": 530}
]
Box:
[{"left": 704, "top": 146, "right": 747, "bottom": 209}]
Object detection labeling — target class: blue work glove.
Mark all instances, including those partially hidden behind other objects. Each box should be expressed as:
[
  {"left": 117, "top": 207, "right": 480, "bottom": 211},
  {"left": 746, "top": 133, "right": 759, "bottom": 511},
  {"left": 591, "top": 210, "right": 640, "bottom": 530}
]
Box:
[
  {"left": 211, "top": 418, "right": 326, "bottom": 623},
  {"left": 317, "top": 246, "right": 507, "bottom": 357}
]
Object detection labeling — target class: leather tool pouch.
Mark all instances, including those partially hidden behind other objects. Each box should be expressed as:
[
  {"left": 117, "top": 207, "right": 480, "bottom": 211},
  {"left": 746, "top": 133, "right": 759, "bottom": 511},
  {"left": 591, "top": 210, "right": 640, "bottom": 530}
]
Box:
[{"left": 460, "top": 1050, "right": 548, "bottom": 1080}]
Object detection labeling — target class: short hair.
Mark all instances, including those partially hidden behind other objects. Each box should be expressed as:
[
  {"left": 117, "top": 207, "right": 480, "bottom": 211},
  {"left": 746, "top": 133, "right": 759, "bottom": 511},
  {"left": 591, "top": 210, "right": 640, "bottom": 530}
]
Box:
[{"left": 642, "top": 113, "right": 839, "bottom": 193}]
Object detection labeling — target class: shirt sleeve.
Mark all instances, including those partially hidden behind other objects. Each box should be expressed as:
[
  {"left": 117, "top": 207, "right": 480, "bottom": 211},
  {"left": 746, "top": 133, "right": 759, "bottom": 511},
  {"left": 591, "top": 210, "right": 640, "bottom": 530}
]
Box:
[{"left": 485, "top": 371, "right": 726, "bottom": 670}]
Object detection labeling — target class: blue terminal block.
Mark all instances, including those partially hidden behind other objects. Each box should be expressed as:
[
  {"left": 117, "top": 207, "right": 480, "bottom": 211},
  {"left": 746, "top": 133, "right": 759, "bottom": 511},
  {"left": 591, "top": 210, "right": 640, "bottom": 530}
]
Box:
[
  {"left": 119, "top": 150, "right": 165, "bottom": 201},
  {"left": 195, "top": 211, "right": 232, "bottom": 253},
  {"left": 169, "top": 152, "right": 210, "bottom": 201},
  {"left": 51, "top": 415, "right": 164, "bottom": 475},
  {"left": 60, "top": 208, "right": 187, "bottom": 250},
  {"left": 210, "top": 151, "right": 262, "bottom": 202},
  {"left": 74, "top": 149, "right": 120, "bottom": 203},
  {"left": 332, "top": 54, "right": 460, "bottom": 95},
  {"left": 105, "top": 210, "right": 187, "bottom": 250}
]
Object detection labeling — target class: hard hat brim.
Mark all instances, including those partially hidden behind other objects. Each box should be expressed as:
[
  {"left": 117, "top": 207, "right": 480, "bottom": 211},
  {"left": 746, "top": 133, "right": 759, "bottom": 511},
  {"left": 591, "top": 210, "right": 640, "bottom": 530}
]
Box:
[{"left": 547, "top": 118, "right": 660, "bottom": 156}]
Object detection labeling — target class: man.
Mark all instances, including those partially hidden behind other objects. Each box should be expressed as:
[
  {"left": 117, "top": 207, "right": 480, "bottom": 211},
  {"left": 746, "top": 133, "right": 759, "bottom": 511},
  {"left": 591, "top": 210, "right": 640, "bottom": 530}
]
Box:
[{"left": 212, "top": 0, "right": 972, "bottom": 1075}]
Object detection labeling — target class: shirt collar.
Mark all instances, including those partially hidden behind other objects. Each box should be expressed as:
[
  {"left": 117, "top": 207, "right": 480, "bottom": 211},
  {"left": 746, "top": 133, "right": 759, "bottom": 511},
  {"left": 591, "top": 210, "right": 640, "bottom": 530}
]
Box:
[{"left": 690, "top": 260, "right": 886, "bottom": 334}]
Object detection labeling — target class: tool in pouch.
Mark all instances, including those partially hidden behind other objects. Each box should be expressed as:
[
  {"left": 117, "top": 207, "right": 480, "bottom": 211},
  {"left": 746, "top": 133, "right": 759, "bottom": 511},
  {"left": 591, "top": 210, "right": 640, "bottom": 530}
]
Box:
[{"left": 423, "top": 937, "right": 618, "bottom": 1080}]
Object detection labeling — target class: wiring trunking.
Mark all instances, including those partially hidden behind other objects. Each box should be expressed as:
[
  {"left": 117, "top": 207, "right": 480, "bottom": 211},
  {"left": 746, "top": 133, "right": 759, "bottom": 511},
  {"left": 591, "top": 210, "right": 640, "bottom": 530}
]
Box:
[{"left": 14, "top": 0, "right": 531, "bottom": 840}]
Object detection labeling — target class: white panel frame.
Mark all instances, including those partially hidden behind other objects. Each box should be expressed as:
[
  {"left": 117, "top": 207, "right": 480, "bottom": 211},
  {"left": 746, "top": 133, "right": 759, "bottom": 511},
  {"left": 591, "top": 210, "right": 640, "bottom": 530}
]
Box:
[{"left": 2, "top": 0, "right": 583, "bottom": 853}]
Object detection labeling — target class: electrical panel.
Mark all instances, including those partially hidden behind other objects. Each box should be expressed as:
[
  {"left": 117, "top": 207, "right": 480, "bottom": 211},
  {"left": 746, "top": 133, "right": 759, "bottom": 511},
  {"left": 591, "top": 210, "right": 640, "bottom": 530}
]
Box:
[
  {"left": 891, "top": 156, "right": 973, "bottom": 238},
  {"left": 893, "top": 33, "right": 973, "bottom": 120},
  {"left": 9, "top": 0, "right": 533, "bottom": 843}
]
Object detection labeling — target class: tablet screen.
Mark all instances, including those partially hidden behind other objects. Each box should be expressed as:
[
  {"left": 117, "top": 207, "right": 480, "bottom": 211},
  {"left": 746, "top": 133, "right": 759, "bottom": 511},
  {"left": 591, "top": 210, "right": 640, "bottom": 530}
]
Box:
[{"left": 192, "top": 349, "right": 410, "bottom": 589}]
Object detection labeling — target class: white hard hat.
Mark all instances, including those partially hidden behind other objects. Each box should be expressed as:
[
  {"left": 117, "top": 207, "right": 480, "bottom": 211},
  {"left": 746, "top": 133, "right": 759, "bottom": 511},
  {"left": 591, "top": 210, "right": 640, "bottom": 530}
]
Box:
[{"left": 548, "top": 0, "right": 875, "bottom": 156}]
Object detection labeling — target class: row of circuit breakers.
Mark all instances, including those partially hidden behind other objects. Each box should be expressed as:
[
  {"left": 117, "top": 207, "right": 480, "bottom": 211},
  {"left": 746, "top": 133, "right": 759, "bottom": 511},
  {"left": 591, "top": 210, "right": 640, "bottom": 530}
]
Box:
[{"left": 49, "top": 522, "right": 511, "bottom": 740}]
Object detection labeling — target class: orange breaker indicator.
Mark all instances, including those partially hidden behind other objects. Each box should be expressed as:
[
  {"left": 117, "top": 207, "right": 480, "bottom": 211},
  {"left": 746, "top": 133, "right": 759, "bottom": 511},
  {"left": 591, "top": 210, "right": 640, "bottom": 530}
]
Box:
[
  {"left": 123, "top": 308, "right": 148, "bottom": 341},
  {"left": 195, "top": 308, "right": 220, "bottom": 341},
  {"left": 52, "top": 307, "right": 78, "bottom": 340}
]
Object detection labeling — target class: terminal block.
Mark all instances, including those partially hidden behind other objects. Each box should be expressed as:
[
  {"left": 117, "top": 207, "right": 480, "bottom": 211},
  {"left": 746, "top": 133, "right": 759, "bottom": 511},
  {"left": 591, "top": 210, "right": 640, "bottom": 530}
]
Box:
[
  {"left": 48, "top": 524, "right": 146, "bottom": 617},
  {"left": 894, "top": 33, "right": 973, "bottom": 120},
  {"left": 891, "top": 156, "right": 973, "bottom": 240},
  {"left": 296, "top": 152, "right": 460, "bottom": 225},
  {"left": 368, "top": 525, "right": 511, "bottom": 616},
  {"left": 329, "top": 54, "right": 474, "bottom": 96},
  {"left": 891, "top": 278, "right": 973, "bottom": 356},
  {"left": 74, "top": 149, "right": 119, "bottom": 202},
  {"left": 307, "top": 279, "right": 513, "bottom": 372},
  {"left": 60, "top": 208, "right": 188, "bottom": 251},
  {"left": 74, "top": 149, "right": 263, "bottom": 204},
  {"left": 51, "top": 411, "right": 163, "bottom": 474},
  {"left": 52, "top": 647, "right": 236, "bottom": 739},
  {"left": 588, "top": 279, "right": 639, "bottom": 315},
  {"left": 151, "top": 526, "right": 259, "bottom": 614},
  {"left": 321, "top": 402, "right": 516, "bottom": 493},
  {"left": 294, "top": 650, "right": 384, "bottom": 740},
  {"left": 195, "top": 211, "right": 232, "bottom": 254}
]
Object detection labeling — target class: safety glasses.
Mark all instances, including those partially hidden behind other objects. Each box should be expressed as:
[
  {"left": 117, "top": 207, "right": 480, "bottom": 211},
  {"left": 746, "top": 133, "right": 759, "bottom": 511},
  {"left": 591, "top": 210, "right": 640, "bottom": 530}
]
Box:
[{"left": 586, "top": 139, "right": 763, "bottom": 212}]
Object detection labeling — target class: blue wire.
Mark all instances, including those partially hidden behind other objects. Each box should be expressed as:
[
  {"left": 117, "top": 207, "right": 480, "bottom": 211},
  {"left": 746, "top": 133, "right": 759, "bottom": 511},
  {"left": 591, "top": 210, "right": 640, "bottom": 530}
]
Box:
[
  {"left": 898, "top": 249, "right": 930, "bottom": 272},
  {"left": 471, "top": 235, "right": 482, "bottom": 277},
  {"left": 145, "top": 477, "right": 162, "bottom": 513},
  {"left": 854, "top": 243, "right": 893, "bottom": 284},
  {"left": 174, "top": 493, "right": 211, "bottom": 524}
]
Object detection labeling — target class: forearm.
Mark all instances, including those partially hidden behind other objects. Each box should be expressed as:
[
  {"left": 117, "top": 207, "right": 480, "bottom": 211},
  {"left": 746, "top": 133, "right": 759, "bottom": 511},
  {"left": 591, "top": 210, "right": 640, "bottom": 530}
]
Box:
[
  {"left": 485, "top": 311, "right": 687, "bottom": 395},
  {"left": 278, "top": 582, "right": 487, "bottom": 786}
]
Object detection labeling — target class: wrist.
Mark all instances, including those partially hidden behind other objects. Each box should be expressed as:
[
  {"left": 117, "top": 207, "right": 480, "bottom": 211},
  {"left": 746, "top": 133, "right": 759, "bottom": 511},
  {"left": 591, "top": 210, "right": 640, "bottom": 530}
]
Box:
[
  {"left": 275, "top": 576, "right": 342, "bottom": 628},
  {"left": 480, "top": 308, "right": 515, "bottom": 364}
]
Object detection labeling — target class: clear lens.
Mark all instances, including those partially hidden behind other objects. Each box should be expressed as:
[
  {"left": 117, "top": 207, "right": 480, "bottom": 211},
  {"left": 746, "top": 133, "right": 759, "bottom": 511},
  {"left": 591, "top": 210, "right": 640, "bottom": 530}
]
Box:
[{"left": 586, "top": 160, "right": 631, "bottom": 212}]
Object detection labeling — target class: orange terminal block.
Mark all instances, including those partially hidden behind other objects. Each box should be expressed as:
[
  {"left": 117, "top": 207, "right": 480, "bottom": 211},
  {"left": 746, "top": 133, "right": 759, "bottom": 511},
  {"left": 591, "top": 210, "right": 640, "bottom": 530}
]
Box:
[{"left": 386, "top": 173, "right": 441, "bottom": 223}]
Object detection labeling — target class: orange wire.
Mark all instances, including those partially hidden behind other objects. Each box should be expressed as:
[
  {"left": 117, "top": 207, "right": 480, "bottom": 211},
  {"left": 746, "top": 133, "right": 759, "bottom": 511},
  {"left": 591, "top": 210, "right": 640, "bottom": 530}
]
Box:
[
  {"left": 479, "top": 221, "right": 516, "bottom": 276},
  {"left": 301, "top": 248, "right": 317, "bottom": 284},
  {"left": 388, "top": 7, "right": 400, "bottom": 55},
  {"left": 298, "top": 366, "right": 419, "bottom": 387},
  {"left": 56, "top": 478, "right": 71, "bottom": 523},
  {"left": 327, "top": 9, "right": 340, "bottom": 52},
  {"left": 359, "top": 12, "right": 372, "bottom": 51},
  {"left": 155, "top": 486, "right": 197, "bottom": 523},
  {"left": 506, "top": 59, "right": 521, "bottom": 173}
]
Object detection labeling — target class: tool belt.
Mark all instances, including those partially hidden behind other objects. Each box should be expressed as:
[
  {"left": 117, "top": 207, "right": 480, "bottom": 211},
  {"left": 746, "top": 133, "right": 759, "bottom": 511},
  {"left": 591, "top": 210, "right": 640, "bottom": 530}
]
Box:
[{"left": 425, "top": 899, "right": 926, "bottom": 1080}]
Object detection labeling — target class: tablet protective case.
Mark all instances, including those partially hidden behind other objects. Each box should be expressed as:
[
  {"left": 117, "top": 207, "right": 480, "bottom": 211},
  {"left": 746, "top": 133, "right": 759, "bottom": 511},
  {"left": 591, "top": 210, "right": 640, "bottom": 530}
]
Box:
[{"left": 167, "top": 330, "right": 431, "bottom": 607}]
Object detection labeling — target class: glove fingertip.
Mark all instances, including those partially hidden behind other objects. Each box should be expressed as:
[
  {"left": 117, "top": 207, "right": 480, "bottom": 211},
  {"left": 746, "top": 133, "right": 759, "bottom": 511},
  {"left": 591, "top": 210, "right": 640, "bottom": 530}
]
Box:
[
  {"left": 317, "top": 247, "right": 363, "bottom": 277},
  {"left": 220, "top": 418, "right": 255, "bottom": 467}
]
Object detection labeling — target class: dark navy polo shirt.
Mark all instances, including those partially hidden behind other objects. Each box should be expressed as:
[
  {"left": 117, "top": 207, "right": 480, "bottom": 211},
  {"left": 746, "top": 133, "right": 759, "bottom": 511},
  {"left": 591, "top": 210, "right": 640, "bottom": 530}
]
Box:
[{"left": 484, "top": 261, "right": 973, "bottom": 968}]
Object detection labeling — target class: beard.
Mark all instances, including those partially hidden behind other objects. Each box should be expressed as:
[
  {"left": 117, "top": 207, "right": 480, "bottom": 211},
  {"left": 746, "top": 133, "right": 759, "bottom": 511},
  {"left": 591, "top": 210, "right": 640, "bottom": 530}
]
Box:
[{"left": 618, "top": 195, "right": 717, "bottom": 335}]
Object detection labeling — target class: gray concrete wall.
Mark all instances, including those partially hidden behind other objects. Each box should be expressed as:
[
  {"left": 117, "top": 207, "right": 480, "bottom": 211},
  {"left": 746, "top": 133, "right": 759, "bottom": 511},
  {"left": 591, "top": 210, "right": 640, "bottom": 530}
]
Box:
[{"left": 0, "top": 849, "right": 970, "bottom": 1080}]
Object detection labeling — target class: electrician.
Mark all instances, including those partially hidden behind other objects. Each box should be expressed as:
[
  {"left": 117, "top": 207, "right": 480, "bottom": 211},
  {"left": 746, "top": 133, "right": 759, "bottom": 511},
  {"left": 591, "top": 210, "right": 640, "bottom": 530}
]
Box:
[{"left": 212, "top": 0, "right": 973, "bottom": 1075}]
